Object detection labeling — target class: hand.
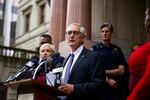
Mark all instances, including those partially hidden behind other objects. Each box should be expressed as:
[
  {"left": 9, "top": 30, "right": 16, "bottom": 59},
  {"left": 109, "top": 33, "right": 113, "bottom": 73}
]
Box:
[
  {"left": 106, "top": 78, "right": 118, "bottom": 89},
  {"left": 105, "top": 70, "right": 112, "bottom": 76},
  {"left": 58, "top": 84, "right": 74, "bottom": 95}
]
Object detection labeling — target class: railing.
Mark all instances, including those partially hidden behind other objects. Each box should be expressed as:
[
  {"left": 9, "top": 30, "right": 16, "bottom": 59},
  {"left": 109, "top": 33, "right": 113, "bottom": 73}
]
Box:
[{"left": 0, "top": 45, "right": 38, "bottom": 59}]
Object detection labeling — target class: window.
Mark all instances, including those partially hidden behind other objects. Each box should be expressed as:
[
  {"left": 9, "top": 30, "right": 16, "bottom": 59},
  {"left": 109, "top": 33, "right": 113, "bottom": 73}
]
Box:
[
  {"left": 24, "top": 13, "right": 30, "bottom": 32},
  {"left": 39, "top": 4, "right": 45, "bottom": 25},
  {"left": 22, "top": 6, "right": 32, "bottom": 33}
]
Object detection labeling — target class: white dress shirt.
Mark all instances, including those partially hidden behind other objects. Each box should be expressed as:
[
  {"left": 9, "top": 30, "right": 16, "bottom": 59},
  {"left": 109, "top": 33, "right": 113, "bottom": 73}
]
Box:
[{"left": 61, "top": 45, "right": 83, "bottom": 83}]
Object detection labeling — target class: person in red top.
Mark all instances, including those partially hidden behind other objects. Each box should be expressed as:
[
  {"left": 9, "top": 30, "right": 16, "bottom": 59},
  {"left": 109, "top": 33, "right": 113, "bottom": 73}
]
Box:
[
  {"left": 128, "top": 0, "right": 150, "bottom": 99},
  {"left": 128, "top": 43, "right": 142, "bottom": 92}
]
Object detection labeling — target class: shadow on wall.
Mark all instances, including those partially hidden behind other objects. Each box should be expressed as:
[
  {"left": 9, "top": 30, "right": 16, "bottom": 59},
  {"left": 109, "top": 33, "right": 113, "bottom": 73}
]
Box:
[{"left": 0, "top": 83, "right": 7, "bottom": 100}]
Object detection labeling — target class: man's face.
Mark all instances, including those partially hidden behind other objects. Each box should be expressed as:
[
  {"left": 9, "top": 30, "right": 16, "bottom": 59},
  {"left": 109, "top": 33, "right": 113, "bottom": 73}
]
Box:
[
  {"left": 100, "top": 27, "right": 112, "bottom": 42},
  {"left": 40, "top": 37, "right": 51, "bottom": 46},
  {"left": 145, "top": 8, "right": 150, "bottom": 34},
  {"left": 39, "top": 44, "right": 54, "bottom": 60},
  {"left": 66, "top": 25, "right": 85, "bottom": 51}
]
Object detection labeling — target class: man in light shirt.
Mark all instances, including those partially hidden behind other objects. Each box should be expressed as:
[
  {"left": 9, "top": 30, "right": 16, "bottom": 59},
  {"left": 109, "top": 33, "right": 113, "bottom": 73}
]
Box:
[{"left": 58, "top": 23, "right": 105, "bottom": 100}]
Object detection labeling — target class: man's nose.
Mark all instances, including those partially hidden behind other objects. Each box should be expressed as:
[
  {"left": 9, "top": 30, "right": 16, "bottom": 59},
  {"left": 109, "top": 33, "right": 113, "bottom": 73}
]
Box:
[
  {"left": 43, "top": 51, "right": 48, "bottom": 54},
  {"left": 70, "top": 32, "right": 75, "bottom": 37}
]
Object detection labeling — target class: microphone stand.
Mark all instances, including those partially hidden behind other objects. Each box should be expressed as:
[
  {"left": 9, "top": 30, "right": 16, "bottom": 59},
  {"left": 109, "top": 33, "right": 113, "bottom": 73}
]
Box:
[
  {"left": 44, "top": 61, "right": 49, "bottom": 83},
  {"left": 32, "top": 57, "right": 52, "bottom": 79},
  {"left": 5, "top": 66, "right": 28, "bottom": 83},
  {"left": 32, "top": 61, "right": 46, "bottom": 79}
]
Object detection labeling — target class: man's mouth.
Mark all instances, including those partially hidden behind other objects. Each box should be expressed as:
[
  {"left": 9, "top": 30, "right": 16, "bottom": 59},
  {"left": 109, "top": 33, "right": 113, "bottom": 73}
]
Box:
[{"left": 69, "top": 39, "right": 74, "bottom": 42}]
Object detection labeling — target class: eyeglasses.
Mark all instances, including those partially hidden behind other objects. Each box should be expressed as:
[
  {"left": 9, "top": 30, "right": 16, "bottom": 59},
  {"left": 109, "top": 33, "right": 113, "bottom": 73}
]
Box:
[
  {"left": 100, "top": 30, "right": 111, "bottom": 33},
  {"left": 66, "top": 31, "right": 80, "bottom": 36}
]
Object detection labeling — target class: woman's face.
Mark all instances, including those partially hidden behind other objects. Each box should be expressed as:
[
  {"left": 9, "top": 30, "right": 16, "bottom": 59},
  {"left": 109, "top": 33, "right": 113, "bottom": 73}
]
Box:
[{"left": 145, "top": 8, "right": 150, "bottom": 34}]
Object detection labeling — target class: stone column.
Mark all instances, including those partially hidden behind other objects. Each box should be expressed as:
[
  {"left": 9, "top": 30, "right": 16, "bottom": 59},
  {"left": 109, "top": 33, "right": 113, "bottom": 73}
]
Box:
[
  {"left": 59, "top": 0, "right": 94, "bottom": 57},
  {"left": 66, "top": 0, "right": 91, "bottom": 39},
  {"left": 49, "top": 0, "right": 67, "bottom": 51},
  {"left": 3, "top": 0, "right": 12, "bottom": 46}
]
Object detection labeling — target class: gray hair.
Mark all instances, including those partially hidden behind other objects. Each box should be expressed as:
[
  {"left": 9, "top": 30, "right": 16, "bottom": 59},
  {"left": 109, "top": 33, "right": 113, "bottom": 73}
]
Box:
[
  {"left": 80, "top": 26, "right": 86, "bottom": 36},
  {"left": 67, "top": 23, "right": 87, "bottom": 36},
  {"left": 40, "top": 43, "right": 55, "bottom": 52}
]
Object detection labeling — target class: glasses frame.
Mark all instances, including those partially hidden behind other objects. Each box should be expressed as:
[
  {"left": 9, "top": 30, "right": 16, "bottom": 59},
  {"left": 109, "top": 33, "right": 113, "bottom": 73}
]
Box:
[{"left": 66, "top": 31, "right": 81, "bottom": 36}]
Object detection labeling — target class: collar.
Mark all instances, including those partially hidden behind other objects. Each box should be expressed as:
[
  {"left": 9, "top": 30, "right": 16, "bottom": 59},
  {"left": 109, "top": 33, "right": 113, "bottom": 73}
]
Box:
[{"left": 71, "top": 45, "right": 83, "bottom": 55}]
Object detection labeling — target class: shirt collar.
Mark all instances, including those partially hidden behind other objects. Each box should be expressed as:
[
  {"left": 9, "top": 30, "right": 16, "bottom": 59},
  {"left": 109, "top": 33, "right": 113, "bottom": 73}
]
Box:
[{"left": 71, "top": 45, "right": 83, "bottom": 56}]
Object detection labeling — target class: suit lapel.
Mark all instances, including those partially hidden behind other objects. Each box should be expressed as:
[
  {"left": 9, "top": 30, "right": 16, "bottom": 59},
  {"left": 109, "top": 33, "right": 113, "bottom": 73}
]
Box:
[
  {"left": 62, "top": 54, "right": 70, "bottom": 68},
  {"left": 70, "top": 48, "right": 87, "bottom": 76}
]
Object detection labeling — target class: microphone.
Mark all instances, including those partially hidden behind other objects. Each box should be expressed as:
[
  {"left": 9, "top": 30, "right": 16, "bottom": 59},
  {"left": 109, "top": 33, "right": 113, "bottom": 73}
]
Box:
[
  {"left": 32, "top": 53, "right": 60, "bottom": 79},
  {"left": 17, "top": 55, "right": 39, "bottom": 72},
  {"left": 32, "top": 53, "right": 62, "bottom": 80},
  {"left": 5, "top": 76, "right": 14, "bottom": 83},
  {"left": 32, "top": 57, "right": 53, "bottom": 79},
  {"left": 5, "top": 55, "right": 39, "bottom": 82},
  {"left": 52, "top": 63, "right": 63, "bottom": 74},
  {"left": 24, "top": 55, "right": 39, "bottom": 69},
  {"left": 51, "top": 52, "right": 60, "bottom": 59},
  {"left": 45, "top": 52, "right": 60, "bottom": 62},
  {"left": 52, "top": 63, "right": 63, "bottom": 87}
]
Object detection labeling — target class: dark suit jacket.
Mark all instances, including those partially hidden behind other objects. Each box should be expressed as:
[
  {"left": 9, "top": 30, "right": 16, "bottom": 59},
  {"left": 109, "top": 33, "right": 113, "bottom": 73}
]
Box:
[
  {"left": 50, "top": 53, "right": 64, "bottom": 71},
  {"left": 63, "top": 47, "right": 105, "bottom": 100}
]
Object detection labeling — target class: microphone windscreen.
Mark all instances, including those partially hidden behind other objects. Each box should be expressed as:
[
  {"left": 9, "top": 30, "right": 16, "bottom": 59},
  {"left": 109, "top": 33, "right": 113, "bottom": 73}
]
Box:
[
  {"left": 55, "top": 63, "right": 62, "bottom": 68},
  {"left": 25, "top": 55, "right": 39, "bottom": 68},
  {"left": 52, "top": 63, "right": 63, "bottom": 73},
  {"left": 45, "top": 52, "right": 60, "bottom": 61},
  {"left": 51, "top": 52, "right": 60, "bottom": 58}
]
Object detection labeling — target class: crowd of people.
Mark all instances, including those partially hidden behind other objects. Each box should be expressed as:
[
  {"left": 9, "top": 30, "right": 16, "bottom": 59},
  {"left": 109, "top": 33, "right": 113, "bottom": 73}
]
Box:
[
  {"left": 7, "top": 0, "right": 150, "bottom": 99},
  {"left": 29, "top": 21, "right": 148, "bottom": 100},
  {"left": 16, "top": 20, "right": 148, "bottom": 100}
]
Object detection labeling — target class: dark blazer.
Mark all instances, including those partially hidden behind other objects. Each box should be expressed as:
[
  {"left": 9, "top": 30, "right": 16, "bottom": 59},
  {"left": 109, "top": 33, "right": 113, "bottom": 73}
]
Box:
[
  {"left": 50, "top": 53, "right": 64, "bottom": 71},
  {"left": 63, "top": 47, "right": 105, "bottom": 100}
]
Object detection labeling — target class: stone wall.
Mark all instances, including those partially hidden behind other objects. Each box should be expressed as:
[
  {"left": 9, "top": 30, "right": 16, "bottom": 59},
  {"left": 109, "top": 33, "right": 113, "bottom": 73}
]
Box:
[{"left": 0, "top": 45, "right": 38, "bottom": 100}]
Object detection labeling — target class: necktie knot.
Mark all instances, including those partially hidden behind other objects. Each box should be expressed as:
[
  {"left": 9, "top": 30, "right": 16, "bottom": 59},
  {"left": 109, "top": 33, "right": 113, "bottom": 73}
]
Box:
[{"left": 70, "top": 53, "right": 74, "bottom": 58}]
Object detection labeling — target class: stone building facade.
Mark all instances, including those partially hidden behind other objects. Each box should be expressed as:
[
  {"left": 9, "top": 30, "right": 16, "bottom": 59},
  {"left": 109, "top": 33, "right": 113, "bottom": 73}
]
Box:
[
  {"left": 15, "top": 0, "right": 146, "bottom": 60},
  {"left": 0, "top": 0, "right": 148, "bottom": 99}
]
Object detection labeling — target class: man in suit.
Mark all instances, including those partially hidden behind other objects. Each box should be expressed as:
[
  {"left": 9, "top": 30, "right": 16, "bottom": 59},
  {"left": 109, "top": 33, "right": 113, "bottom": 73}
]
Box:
[{"left": 58, "top": 23, "right": 105, "bottom": 100}]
